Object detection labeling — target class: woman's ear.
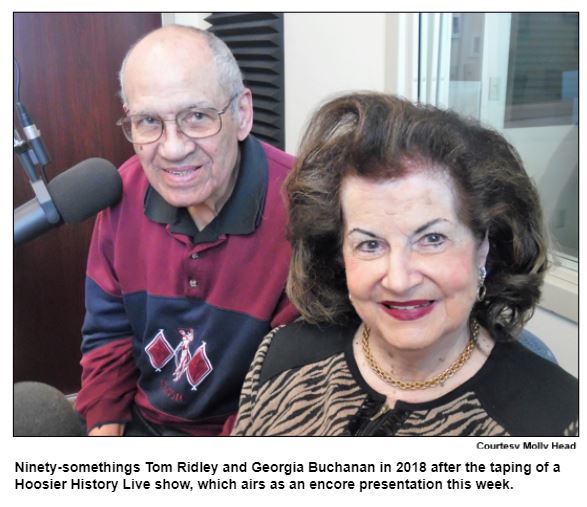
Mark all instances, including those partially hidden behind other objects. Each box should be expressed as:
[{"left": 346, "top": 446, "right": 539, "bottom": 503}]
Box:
[{"left": 477, "top": 232, "right": 490, "bottom": 268}]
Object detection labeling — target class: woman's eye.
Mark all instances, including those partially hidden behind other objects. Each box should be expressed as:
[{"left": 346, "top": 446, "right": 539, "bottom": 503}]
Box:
[
  {"left": 357, "top": 239, "right": 382, "bottom": 253},
  {"left": 420, "top": 233, "right": 446, "bottom": 247}
]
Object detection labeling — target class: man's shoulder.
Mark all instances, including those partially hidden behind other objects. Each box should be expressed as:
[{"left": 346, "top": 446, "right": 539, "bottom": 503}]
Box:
[
  {"left": 253, "top": 139, "right": 294, "bottom": 217},
  {"left": 118, "top": 154, "right": 145, "bottom": 182},
  {"left": 114, "top": 155, "right": 149, "bottom": 203},
  {"left": 97, "top": 155, "right": 148, "bottom": 221},
  {"left": 260, "top": 140, "right": 295, "bottom": 173}
]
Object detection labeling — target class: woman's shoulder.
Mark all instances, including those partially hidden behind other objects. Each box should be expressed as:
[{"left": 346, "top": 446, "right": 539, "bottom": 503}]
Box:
[
  {"left": 494, "top": 340, "right": 577, "bottom": 389},
  {"left": 258, "top": 319, "right": 354, "bottom": 385},
  {"left": 477, "top": 340, "right": 578, "bottom": 435}
]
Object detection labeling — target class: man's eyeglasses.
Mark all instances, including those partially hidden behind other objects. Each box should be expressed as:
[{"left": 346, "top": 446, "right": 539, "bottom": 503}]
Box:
[{"left": 116, "top": 93, "right": 240, "bottom": 145}]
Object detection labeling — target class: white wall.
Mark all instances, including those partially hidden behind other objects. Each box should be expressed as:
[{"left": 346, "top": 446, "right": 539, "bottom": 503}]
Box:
[
  {"left": 284, "top": 13, "right": 388, "bottom": 153},
  {"left": 162, "top": 13, "right": 209, "bottom": 29}
]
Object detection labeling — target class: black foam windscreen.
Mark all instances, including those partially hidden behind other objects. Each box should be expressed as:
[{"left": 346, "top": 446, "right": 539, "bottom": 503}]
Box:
[
  {"left": 48, "top": 158, "right": 122, "bottom": 224},
  {"left": 14, "top": 381, "right": 84, "bottom": 436}
]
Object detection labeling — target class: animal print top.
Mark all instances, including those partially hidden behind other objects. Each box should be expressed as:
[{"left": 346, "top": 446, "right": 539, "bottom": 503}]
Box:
[{"left": 232, "top": 321, "right": 578, "bottom": 436}]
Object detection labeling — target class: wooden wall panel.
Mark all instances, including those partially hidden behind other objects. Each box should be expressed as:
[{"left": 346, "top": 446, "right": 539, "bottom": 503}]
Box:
[{"left": 13, "top": 13, "right": 161, "bottom": 394}]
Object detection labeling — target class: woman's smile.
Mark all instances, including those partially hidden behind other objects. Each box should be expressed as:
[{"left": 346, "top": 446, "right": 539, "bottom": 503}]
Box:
[
  {"left": 341, "top": 169, "right": 489, "bottom": 355},
  {"left": 380, "top": 299, "right": 436, "bottom": 321}
]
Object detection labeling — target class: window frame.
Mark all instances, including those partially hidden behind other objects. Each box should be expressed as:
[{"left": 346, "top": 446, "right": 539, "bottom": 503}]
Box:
[{"left": 398, "top": 12, "right": 578, "bottom": 323}]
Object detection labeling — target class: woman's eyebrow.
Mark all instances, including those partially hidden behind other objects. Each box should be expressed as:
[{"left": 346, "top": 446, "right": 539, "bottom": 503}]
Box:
[
  {"left": 348, "top": 219, "right": 449, "bottom": 237},
  {"left": 413, "top": 218, "right": 449, "bottom": 235},
  {"left": 347, "top": 228, "right": 378, "bottom": 238}
]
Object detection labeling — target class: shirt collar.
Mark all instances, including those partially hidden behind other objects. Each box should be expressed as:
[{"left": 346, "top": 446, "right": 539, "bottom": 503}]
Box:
[{"left": 144, "top": 135, "right": 268, "bottom": 244}]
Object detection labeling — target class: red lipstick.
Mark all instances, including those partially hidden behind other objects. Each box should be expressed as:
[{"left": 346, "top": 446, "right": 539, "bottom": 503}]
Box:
[{"left": 380, "top": 300, "right": 435, "bottom": 321}]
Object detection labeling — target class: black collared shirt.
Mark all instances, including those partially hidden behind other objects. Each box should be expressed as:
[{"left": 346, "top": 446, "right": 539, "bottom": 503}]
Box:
[{"left": 143, "top": 135, "right": 268, "bottom": 244}]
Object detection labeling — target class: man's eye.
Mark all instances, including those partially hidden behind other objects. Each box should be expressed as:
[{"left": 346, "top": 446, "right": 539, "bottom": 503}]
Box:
[
  {"left": 134, "top": 116, "right": 159, "bottom": 128},
  {"left": 183, "top": 110, "right": 213, "bottom": 124},
  {"left": 189, "top": 111, "right": 205, "bottom": 121}
]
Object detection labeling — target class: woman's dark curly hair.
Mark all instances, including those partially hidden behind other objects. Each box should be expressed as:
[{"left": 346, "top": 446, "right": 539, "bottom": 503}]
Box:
[{"left": 285, "top": 92, "right": 547, "bottom": 342}]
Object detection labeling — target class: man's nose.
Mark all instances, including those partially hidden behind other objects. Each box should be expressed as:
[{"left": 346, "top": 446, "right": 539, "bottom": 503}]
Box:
[{"left": 157, "top": 122, "right": 195, "bottom": 160}]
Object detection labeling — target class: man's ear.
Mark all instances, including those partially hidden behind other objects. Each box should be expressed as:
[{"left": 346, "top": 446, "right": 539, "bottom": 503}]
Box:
[{"left": 235, "top": 89, "right": 254, "bottom": 141}]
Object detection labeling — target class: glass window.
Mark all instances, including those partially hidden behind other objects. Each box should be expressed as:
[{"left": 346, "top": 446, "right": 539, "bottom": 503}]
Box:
[
  {"left": 506, "top": 14, "right": 578, "bottom": 128},
  {"left": 419, "top": 13, "right": 578, "bottom": 266}
]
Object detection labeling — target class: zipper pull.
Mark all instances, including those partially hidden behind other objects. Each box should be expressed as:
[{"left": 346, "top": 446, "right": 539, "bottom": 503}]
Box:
[{"left": 370, "top": 403, "right": 389, "bottom": 421}]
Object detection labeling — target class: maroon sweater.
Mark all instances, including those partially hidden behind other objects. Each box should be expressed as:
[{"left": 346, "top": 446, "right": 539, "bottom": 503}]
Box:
[{"left": 76, "top": 136, "right": 297, "bottom": 434}]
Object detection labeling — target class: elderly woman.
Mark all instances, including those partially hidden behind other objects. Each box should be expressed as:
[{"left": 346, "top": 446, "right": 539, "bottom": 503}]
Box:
[{"left": 232, "top": 93, "right": 578, "bottom": 436}]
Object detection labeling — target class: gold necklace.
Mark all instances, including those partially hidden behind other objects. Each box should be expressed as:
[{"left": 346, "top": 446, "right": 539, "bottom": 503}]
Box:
[{"left": 361, "top": 321, "right": 479, "bottom": 390}]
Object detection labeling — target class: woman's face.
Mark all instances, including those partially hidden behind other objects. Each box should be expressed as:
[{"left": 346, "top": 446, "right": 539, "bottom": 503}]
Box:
[{"left": 341, "top": 169, "right": 488, "bottom": 353}]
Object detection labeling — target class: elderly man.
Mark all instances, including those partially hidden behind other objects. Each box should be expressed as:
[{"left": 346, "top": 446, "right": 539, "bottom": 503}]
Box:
[{"left": 75, "top": 25, "right": 297, "bottom": 435}]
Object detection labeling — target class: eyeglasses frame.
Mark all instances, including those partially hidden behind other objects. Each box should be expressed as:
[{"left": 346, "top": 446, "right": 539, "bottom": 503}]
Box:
[{"left": 116, "top": 92, "right": 241, "bottom": 145}]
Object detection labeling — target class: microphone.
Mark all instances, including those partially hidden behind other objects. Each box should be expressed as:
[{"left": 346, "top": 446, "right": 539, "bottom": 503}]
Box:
[
  {"left": 14, "top": 381, "right": 84, "bottom": 436},
  {"left": 14, "top": 158, "right": 122, "bottom": 246}
]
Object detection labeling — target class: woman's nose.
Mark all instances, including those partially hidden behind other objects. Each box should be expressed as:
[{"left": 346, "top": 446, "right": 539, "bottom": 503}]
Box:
[{"left": 380, "top": 250, "right": 424, "bottom": 294}]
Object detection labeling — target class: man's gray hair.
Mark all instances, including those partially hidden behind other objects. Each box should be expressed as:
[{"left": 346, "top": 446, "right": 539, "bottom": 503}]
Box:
[{"left": 118, "top": 25, "right": 245, "bottom": 106}]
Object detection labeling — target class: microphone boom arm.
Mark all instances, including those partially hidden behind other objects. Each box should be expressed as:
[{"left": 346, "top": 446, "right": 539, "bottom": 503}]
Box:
[{"left": 14, "top": 130, "right": 60, "bottom": 232}]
